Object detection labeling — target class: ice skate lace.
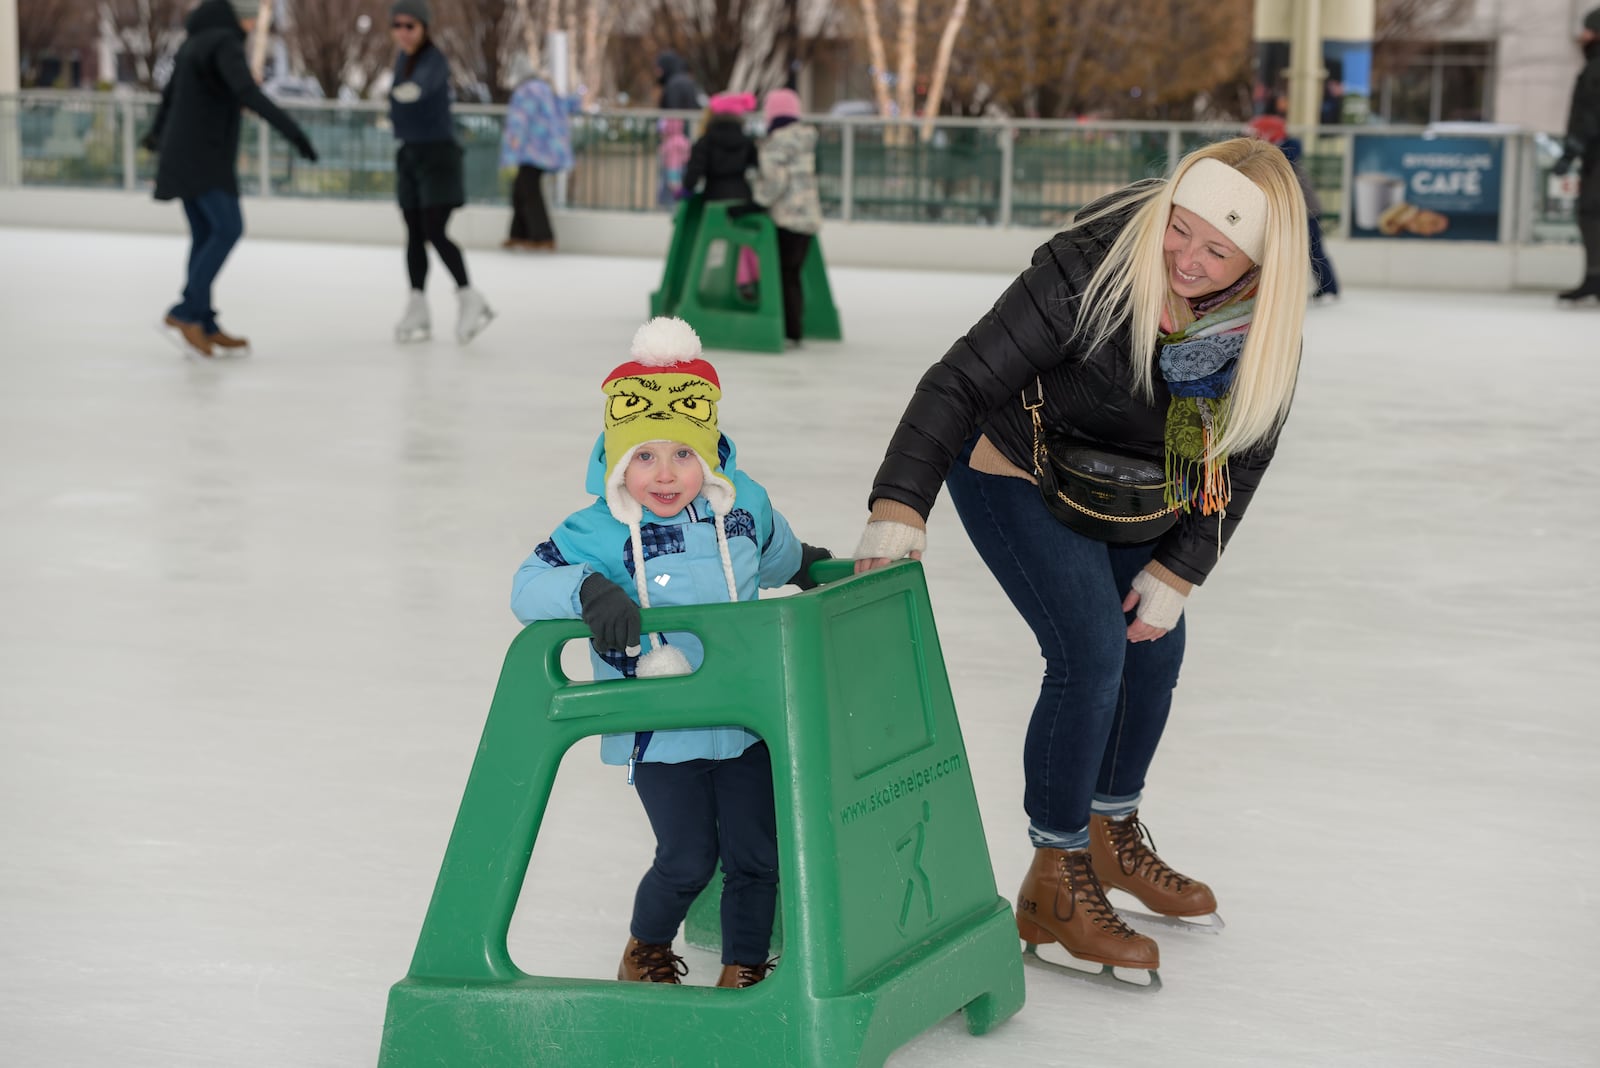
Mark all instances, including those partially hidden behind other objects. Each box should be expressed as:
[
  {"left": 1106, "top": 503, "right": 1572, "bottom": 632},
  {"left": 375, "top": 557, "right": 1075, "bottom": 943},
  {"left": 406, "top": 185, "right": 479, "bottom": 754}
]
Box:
[
  {"left": 629, "top": 943, "right": 689, "bottom": 984},
  {"left": 1107, "top": 816, "right": 1192, "bottom": 891},
  {"left": 1058, "top": 852, "right": 1139, "bottom": 938},
  {"left": 733, "top": 958, "right": 778, "bottom": 987}
]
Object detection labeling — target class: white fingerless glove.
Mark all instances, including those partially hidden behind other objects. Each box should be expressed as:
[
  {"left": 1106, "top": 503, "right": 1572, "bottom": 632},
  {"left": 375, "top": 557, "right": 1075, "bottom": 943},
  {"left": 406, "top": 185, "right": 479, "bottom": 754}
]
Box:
[
  {"left": 1130, "top": 569, "right": 1187, "bottom": 630},
  {"left": 853, "top": 520, "right": 926, "bottom": 561}
]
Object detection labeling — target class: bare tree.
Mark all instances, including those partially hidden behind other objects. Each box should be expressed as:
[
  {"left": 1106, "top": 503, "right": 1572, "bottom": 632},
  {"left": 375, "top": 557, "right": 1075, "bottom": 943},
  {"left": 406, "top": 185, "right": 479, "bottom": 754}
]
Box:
[
  {"left": 623, "top": 0, "right": 836, "bottom": 98},
  {"left": 941, "top": 0, "right": 1253, "bottom": 120},
  {"left": 18, "top": 0, "right": 98, "bottom": 86},
  {"left": 1372, "top": 0, "right": 1473, "bottom": 81},
  {"left": 280, "top": 0, "right": 392, "bottom": 98},
  {"left": 101, "top": 0, "right": 192, "bottom": 89},
  {"left": 430, "top": 0, "right": 526, "bottom": 101}
]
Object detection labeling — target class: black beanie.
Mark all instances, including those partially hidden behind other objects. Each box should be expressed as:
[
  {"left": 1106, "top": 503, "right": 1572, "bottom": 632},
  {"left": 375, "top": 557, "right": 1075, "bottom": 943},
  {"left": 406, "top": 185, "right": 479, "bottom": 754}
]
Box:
[
  {"left": 391, "top": 0, "right": 431, "bottom": 24},
  {"left": 1586, "top": 7, "right": 1600, "bottom": 34}
]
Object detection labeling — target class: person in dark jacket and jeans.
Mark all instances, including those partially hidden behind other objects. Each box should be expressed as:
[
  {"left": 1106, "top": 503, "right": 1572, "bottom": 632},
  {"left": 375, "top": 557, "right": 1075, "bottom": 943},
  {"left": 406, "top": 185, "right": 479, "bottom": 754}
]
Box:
[
  {"left": 387, "top": 0, "right": 493, "bottom": 345},
  {"left": 1555, "top": 7, "right": 1600, "bottom": 303},
  {"left": 142, "top": 0, "right": 318, "bottom": 359},
  {"left": 854, "top": 138, "right": 1309, "bottom": 985}
]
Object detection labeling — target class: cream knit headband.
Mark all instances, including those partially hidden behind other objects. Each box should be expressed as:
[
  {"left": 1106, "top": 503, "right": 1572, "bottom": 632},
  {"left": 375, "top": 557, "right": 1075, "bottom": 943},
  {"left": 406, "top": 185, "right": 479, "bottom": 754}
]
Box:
[{"left": 1171, "top": 157, "right": 1267, "bottom": 263}]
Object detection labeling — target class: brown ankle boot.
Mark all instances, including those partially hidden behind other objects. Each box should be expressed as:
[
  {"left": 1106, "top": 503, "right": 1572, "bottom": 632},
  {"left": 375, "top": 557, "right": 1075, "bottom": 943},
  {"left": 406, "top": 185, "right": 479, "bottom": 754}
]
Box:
[
  {"left": 1089, "top": 812, "right": 1217, "bottom": 917},
  {"left": 617, "top": 937, "right": 688, "bottom": 983},
  {"left": 1016, "top": 847, "right": 1158, "bottom": 970},
  {"left": 715, "top": 959, "right": 776, "bottom": 988},
  {"left": 206, "top": 327, "right": 251, "bottom": 355}
]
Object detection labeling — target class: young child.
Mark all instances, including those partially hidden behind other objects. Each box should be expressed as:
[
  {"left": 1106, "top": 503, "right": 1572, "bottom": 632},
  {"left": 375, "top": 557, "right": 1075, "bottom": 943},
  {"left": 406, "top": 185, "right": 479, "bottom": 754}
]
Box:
[
  {"left": 749, "top": 89, "right": 823, "bottom": 345},
  {"left": 509, "top": 316, "right": 831, "bottom": 989},
  {"left": 682, "top": 92, "right": 759, "bottom": 202},
  {"left": 683, "top": 93, "right": 764, "bottom": 300}
]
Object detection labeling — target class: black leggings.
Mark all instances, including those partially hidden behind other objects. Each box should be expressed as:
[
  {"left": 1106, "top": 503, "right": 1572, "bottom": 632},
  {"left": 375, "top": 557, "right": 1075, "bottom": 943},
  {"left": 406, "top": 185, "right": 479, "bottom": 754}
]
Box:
[{"left": 403, "top": 206, "right": 469, "bottom": 290}]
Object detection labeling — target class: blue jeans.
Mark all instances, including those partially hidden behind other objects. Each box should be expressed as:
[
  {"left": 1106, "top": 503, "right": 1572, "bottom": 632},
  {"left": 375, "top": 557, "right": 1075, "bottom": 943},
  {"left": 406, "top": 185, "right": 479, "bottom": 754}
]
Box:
[
  {"left": 629, "top": 740, "right": 778, "bottom": 965},
  {"left": 169, "top": 189, "right": 244, "bottom": 332},
  {"left": 944, "top": 436, "right": 1186, "bottom": 843}
]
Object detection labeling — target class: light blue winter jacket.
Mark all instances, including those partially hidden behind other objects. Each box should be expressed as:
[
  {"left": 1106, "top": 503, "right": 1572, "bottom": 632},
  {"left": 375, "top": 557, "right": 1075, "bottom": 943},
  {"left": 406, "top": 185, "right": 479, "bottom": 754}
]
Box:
[{"left": 510, "top": 432, "right": 802, "bottom": 767}]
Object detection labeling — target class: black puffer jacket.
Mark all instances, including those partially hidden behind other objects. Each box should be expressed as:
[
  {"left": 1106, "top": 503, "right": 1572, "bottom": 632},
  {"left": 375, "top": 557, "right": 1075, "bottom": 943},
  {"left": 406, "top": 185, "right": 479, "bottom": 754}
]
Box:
[
  {"left": 868, "top": 184, "right": 1289, "bottom": 586},
  {"left": 145, "top": 0, "right": 312, "bottom": 201},
  {"left": 683, "top": 117, "right": 758, "bottom": 201}
]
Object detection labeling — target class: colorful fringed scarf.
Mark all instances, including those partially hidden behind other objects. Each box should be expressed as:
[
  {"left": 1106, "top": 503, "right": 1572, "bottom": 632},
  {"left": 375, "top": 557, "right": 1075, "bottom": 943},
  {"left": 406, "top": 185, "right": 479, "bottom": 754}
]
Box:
[{"left": 1158, "top": 268, "right": 1259, "bottom": 515}]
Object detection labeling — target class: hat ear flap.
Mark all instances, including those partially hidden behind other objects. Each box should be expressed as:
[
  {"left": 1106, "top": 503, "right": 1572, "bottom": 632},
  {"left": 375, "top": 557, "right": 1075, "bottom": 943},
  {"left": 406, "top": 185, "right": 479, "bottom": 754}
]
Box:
[
  {"left": 605, "top": 445, "right": 644, "bottom": 524},
  {"left": 696, "top": 454, "right": 735, "bottom": 516}
]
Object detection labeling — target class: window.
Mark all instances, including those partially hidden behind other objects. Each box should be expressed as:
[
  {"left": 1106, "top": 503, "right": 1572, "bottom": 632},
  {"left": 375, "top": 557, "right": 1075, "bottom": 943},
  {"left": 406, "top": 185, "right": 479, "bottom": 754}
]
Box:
[{"left": 1374, "top": 41, "right": 1495, "bottom": 124}]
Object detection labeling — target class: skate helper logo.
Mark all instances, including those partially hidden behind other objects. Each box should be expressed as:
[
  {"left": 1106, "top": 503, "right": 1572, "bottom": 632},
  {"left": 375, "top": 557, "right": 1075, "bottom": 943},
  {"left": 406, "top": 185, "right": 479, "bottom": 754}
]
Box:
[{"left": 838, "top": 754, "right": 963, "bottom": 825}]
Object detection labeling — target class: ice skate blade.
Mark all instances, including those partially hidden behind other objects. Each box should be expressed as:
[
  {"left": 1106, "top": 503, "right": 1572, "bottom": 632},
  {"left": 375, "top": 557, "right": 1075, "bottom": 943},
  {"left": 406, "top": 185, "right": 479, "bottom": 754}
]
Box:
[
  {"left": 395, "top": 328, "right": 431, "bottom": 343},
  {"left": 1021, "top": 943, "right": 1161, "bottom": 992},
  {"left": 1119, "top": 908, "right": 1225, "bottom": 936}
]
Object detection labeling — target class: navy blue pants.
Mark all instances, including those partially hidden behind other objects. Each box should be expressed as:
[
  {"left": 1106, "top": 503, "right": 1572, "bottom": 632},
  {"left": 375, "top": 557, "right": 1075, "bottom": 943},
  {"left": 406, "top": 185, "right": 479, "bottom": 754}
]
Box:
[
  {"left": 629, "top": 741, "right": 778, "bottom": 966},
  {"left": 170, "top": 188, "right": 243, "bottom": 333},
  {"left": 944, "top": 436, "right": 1186, "bottom": 840}
]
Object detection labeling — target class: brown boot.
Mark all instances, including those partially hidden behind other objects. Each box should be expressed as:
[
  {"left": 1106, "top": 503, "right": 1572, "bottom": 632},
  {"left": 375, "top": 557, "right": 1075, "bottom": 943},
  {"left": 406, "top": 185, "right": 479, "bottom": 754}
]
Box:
[
  {"left": 1016, "top": 847, "right": 1158, "bottom": 970},
  {"left": 617, "top": 937, "right": 687, "bottom": 984},
  {"left": 162, "top": 315, "right": 214, "bottom": 358},
  {"left": 715, "top": 959, "right": 776, "bottom": 988},
  {"left": 1089, "top": 812, "right": 1217, "bottom": 917},
  {"left": 206, "top": 327, "right": 251, "bottom": 355}
]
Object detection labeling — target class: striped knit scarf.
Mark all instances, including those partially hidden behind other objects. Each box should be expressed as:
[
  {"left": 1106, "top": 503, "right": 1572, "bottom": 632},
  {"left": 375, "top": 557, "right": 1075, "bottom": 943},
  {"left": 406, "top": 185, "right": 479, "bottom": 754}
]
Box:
[{"left": 1158, "top": 268, "right": 1258, "bottom": 515}]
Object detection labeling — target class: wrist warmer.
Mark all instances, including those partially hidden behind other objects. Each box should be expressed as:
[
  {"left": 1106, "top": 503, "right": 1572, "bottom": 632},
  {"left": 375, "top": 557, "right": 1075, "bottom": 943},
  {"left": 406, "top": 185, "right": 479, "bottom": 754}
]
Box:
[
  {"left": 853, "top": 520, "right": 926, "bottom": 561},
  {"left": 1130, "top": 568, "right": 1187, "bottom": 630}
]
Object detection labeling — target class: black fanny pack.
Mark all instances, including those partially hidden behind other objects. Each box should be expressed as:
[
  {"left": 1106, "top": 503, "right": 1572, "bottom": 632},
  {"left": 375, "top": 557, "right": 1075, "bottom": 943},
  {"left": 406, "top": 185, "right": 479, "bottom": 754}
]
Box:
[{"left": 1025, "top": 381, "right": 1178, "bottom": 544}]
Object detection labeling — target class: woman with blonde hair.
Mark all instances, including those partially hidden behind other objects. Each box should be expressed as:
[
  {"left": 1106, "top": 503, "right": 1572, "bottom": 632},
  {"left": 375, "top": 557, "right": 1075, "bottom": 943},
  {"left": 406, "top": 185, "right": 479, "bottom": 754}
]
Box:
[{"left": 854, "top": 137, "right": 1308, "bottom": 985}]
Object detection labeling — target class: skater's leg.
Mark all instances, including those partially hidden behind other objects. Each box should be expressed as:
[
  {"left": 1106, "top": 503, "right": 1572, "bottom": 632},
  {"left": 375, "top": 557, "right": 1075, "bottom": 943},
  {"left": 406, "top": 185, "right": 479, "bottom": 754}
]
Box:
[
  {"left": 946, "top": 436, "right": 1128, "bottom": 846},
  {"left": 421, "top": 205, "right": 470, "bottom": 289},
  {"left": 508, "top": 165, "right": 534, "bottom": 242},
  {"left": 176, "top": 190, "right": 243, "bottom": 331},
  {"left": 629, "top": 757, "right": 719, "bottom": 946},
  {"left": 525, "top": 166, "right": 554, "bottom": 245},
  {"left": 776, "top": 229, "right": 811, "bottom": 342},
  {"left": 711, "top": 741, "right": 778, "bottom": 966},
  {"left": 403, "top": 208, "right": 430, "bottom": 291}
]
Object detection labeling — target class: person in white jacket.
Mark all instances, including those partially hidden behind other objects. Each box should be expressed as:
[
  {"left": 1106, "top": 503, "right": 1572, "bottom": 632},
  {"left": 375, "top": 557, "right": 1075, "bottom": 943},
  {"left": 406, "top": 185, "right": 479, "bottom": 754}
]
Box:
[{"left": 749, "top": 90, "right": 822, "bottom": 345}]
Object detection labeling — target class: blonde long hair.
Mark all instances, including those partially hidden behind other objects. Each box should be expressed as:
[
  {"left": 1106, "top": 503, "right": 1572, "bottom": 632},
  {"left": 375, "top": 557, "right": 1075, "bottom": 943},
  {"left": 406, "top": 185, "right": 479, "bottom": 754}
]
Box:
[{"left": 1074, "top": 137, "right": 1309, "bottom": 458}]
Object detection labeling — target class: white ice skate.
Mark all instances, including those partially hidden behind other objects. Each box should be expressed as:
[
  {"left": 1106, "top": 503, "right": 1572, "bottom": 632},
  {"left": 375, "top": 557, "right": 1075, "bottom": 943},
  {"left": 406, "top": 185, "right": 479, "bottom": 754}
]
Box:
[
  {"left": 395, "top": 291, "right": 431, "bottom": 343},
  {"left": 455, "top": 286, "right": 495, "bottom": 345}
]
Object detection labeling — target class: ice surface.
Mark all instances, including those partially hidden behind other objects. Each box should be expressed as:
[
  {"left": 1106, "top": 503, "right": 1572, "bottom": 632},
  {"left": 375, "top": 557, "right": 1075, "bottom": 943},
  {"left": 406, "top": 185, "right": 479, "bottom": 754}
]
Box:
[{"left": 1, "top": 226, "right": 1596, "bottom": 1066}]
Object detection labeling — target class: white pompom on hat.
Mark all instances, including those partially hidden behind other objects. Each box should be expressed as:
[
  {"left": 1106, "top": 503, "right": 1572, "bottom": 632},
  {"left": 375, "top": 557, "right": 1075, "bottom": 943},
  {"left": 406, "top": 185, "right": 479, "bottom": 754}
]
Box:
[{"left": 1171, "top": 157, "right": 1268, "bottom": 263}]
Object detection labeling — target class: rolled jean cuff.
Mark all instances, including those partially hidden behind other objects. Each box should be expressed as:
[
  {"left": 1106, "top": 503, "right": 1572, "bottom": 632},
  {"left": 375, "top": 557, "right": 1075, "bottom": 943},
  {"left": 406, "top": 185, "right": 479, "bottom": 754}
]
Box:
[
  {"left": 1091, "top": 793, "right": 1142, "bottom": 820},
  {"left": 1028, "top": 821, "right": 1088, "bottom": 851}
]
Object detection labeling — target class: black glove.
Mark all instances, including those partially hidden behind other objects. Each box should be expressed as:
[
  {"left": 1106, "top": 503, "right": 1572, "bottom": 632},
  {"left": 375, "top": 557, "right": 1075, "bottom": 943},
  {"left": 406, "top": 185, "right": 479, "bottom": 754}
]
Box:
[
  {"left": 293, "top": 135, "right": 319, "bottom": 163},
  {"left": 579, "top": 573, "right": 641, "bottom": 653},
  {"left": 789, "top": 543, "right": 833, "bottom": 590},
  {"left": 139, "top": 131, "right": 160, "bottom": 153},
  {"left": 727, "top": 200, "right": 766, "bottom": 220},
  {"left": 1553, "top": 153, "right": 1576, "bottom": 177}
]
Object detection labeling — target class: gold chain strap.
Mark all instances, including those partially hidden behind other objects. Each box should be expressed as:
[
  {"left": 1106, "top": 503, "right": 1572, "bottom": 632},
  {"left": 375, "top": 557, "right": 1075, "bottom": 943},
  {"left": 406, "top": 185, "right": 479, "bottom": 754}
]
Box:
[{"left": 1025, "top": 377, "right": 1175, "bottom": 525}]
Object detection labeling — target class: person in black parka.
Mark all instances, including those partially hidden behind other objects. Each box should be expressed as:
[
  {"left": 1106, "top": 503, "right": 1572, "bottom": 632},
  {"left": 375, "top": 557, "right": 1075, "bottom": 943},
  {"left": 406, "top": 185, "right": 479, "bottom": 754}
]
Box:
[
  {"left": 1556, "top": 8, "right": 1600, "bottom": 303},
  {"left": 142, "top": 0, "right": 317, "bottom": 358},
  {"left": 854, "top": 138, "right": 1309, "bottom": 984}
]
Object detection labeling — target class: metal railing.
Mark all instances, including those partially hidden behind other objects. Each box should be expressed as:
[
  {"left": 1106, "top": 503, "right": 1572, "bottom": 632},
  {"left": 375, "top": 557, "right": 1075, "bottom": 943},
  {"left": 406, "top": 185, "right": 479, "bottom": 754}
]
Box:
[{"left": 0, "top": 90, "right": 1582, "bottom": 245}]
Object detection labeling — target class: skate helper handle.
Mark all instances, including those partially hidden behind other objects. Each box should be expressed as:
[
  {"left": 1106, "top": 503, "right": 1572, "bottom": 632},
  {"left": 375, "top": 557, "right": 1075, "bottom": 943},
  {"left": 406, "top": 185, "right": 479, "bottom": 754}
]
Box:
[{"left": 590, "top": 555, "right": 861, "bottom": 785}]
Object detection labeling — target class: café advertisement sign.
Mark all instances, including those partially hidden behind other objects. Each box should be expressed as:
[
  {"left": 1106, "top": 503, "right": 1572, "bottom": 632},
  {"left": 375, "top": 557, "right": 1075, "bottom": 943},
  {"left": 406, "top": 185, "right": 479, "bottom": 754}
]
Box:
[{"left": 1348, "top": 135, "right": 1504, "bottom": 241}]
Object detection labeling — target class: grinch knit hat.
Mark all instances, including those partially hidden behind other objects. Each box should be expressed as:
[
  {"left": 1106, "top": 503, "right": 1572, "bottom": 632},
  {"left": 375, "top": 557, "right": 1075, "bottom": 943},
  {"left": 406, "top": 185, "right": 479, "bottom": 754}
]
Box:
[
  {"left": 601, "top": 317, "right": 734, "bottom": 523},
  {"left": 601, "top": 317, "right": 740, "bottom": 678}
]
